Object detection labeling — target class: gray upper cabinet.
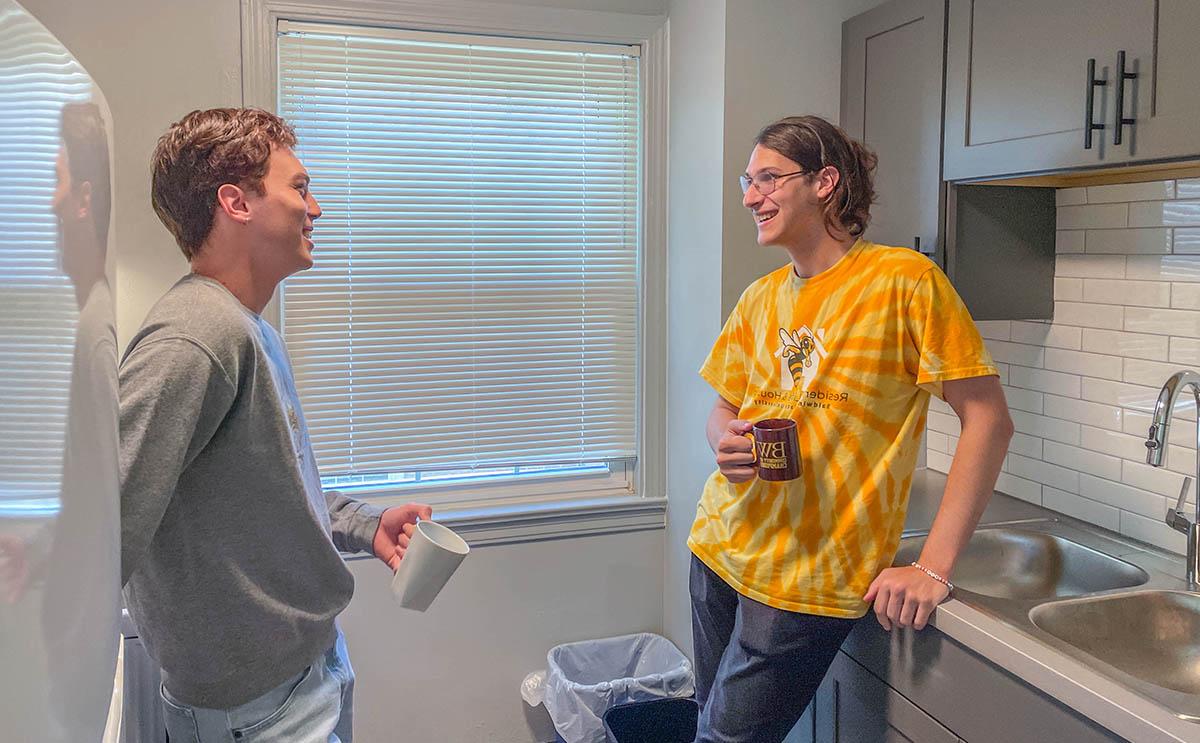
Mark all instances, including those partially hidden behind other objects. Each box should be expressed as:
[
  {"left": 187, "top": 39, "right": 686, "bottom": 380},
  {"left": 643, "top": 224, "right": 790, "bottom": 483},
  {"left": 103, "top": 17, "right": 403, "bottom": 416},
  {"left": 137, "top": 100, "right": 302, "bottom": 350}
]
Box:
[
  {"left": 841, "top": 0, "right": 946, "bottom": 258},
  {"left": 943, "top": 0, "right": 1160, "bottom": 181},
  {"left": 1132, "top": 0, "right": 1200, "bottom": 162}
]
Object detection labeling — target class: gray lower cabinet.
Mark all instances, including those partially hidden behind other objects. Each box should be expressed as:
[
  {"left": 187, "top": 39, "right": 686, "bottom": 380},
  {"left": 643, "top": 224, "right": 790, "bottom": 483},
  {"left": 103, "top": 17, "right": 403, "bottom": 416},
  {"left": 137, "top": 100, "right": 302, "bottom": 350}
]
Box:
[
  {"left": 794, "top": 619, "right": 1129, "bottom": 743},
  {"left": 840, "top": 0, "right": 946, "bottom": 261},
  {"left": 815, "top": 651, "right": 962, "bottom": 743},
  {"left": 943, "top": 0, "right": 1165, "bottom": 180}
]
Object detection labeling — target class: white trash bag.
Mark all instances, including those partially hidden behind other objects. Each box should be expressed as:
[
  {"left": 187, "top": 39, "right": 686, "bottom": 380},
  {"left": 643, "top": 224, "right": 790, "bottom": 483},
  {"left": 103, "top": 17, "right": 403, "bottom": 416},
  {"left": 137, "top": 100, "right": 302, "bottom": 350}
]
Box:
[{"left": 540, "top": 633, "right": 694, "bottom": 743}]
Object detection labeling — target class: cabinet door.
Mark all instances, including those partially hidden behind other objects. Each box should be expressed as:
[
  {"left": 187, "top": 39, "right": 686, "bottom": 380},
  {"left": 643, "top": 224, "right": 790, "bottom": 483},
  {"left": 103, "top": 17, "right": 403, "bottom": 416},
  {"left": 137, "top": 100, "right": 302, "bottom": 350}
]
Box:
[
  {"left": 841, "top": 0, "right": 945, "bottom": 260},
  {"left": 816, "top": 651, "right": 961, "bottom": 743},
  {"left": 1130, "top": 0, "right": 1200, "bottom": 162},
  {"left": 943, "top": 0, "right": 1156, "bottom": 181}
]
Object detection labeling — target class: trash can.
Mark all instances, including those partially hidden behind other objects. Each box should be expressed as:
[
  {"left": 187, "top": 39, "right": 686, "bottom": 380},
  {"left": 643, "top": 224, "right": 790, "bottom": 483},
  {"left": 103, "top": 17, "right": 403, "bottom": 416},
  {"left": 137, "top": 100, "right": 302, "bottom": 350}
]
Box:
[
  {"left": 602, "top": 697, "right": 699, "bottom": 743},
  {"left": 539, "top": 633, "right": 695, "bottom": 743}
]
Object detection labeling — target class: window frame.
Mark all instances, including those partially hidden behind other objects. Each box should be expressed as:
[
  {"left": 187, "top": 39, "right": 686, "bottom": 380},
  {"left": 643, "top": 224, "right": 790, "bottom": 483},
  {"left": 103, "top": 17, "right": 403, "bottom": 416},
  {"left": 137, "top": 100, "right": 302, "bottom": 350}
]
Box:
[{"left": 242, "top": 0, "right": 668, "bottom": 536}]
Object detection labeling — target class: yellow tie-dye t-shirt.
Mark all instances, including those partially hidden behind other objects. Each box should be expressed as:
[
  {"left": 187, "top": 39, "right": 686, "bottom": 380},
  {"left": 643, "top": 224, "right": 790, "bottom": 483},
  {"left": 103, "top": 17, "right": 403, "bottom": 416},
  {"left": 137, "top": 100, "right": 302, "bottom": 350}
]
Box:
[{"left": 689, "top": 239, "right": 997, "bottom": 618}]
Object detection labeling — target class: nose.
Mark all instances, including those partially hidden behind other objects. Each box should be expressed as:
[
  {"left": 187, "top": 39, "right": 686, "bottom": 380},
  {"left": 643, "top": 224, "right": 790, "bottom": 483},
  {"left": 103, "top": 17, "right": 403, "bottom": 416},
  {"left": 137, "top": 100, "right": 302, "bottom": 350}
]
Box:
[
  {"left": 743, "top": 183, "right": 763, "bottom": 210},
  {"left": 307, "top": 192, "right": 322, "bottom": 221}
]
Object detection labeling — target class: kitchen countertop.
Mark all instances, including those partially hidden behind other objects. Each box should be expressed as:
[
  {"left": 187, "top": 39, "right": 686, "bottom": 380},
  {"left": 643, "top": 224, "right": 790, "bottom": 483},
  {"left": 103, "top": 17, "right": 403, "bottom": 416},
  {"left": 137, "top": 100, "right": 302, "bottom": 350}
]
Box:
[{"left": 905, "top": 468, "right": 1198, "bottom": 743}]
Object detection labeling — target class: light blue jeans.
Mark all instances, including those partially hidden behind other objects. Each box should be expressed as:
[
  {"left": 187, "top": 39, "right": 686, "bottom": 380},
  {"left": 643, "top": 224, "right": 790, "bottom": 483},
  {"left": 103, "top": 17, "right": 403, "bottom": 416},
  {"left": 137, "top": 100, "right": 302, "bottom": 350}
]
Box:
[{"left": 161, "top": 632, "right": 355, "bottom": 742}]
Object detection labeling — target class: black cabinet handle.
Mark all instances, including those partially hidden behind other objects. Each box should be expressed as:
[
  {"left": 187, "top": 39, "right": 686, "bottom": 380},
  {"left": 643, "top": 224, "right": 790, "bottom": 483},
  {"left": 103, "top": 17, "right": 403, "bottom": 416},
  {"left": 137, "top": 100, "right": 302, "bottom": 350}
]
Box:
[
  {"left": 1114, "top": 50, "right": 1137, "bottom": 145},
  {"left": 1084, "top": 58, "right": 1106, "bottom": 150}
]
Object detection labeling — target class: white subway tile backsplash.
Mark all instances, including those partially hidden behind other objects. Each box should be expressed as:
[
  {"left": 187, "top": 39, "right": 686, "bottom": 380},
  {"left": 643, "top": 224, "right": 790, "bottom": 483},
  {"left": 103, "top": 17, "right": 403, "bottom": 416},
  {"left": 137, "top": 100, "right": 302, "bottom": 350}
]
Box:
[
  {"left": 1129, "top": 200, "right": 1200, "bottom": 228},
  {"left": 1043, "top": 488, "right": 1120, "bottom": 531},
  {"left": 1124, "top": 410, "right": 1196, "bottom": 444},
  {"left": 1171, "top": 282, "right": 1200, "bottom": 310},
  {"left": 1043, "top": 347, "right": 1123, "bottom": 380},
  {"left": 1081, "top": 329, "right": 1168, "bottom": 361},
  {"left": 1001, "top": 385, "right": 1043, "bottom": 414},
  {"left": 1178, "top": 179, "right": 1200, "bottom": 200},
  {"left": 929, "top": 396, "right": 954, "bottom": 415},
  {"left": 927, "top": 449, "right": 954, "bottom": 473},
  {"left": 1053, "top": 279, "right": 1084, "bottom": 302},
  {"left": 1124, "top": 357, "right": 1193, "bottom": 388},
  {"left": 1054, "top": 254, "right": 1126, "bottom": 279},
  {"left": 1083, "top": 278, "right": 1170, "bottom": 307},
  {"left": 1060, "top": 231, "right": 1089, "bottom": 254},
  {"left": 1085, "top": 227, "right": 1172, "bottom": 255},
  {"left": 1125, "top": 306, "right": 1200, "bottom": 336},
  {"left": 927, "top": 410, "right": 961, "bottom": 436},
  {"left": 1169, "top": 337, "right": 1200, "bottom": 366},
  {"left": 1008, "top": 365, "right": 1081, "bottom": 397},
  {"left": 1080, "top": 377, "right": 1166, "bottom": 416},
  {"left": 925, "top": 430, "right": 949, "bottom": 453},
  {"left": 1175, "top": 228, "right": 1200, "bottom": 255},
  {"left": 1122, "top": 459, "right": 1187, "bottom": 497},
  {"left": 926, "top": 180, "right": 1197, "bottom": 555},
  {"left": 1057, "top": 203, "right": 1128, "bottom": 230},
  {"left": 1043, "top": 394, "right": 1122, "bottom": 430},
  {"left": 1010, "top": 409, "right": 1080, "bottom": 445},
  {"left": 1055, "top": 301, "right": 1124, "bottom": 330},
  {"left": 1079, "top": 425, "right": 1147, "bottom": 460},
  {"left": 1056, "top": 230, "right": 1085, "bottom": 254},
  {"left": 1078, "top": 473, "right": 1167, "bottom": 520},
  {"left": 1056, "top": 188, "right": 1087, "bottom": 206},
  {"left": 1043, "top": 441, "right": 1122, "bottom": 482},
  {"left": 1087, "top": 181, "right": 1176, "bottom": 204},
  {"left": 1120, "top": 510, "right": 1188, "bottom": 554},
  {"left": 994, "top": 472, "right": 1042, "bottom": 505},
  {"left": 1009, "top": 432, "right": 1044, "bottom": 459},
  {"left": 1126, "top": 255, "right": 1200, "bottom": 282},
  {"left": 1012, "top": 321, "right": 1080, "bottom": 349},
  {"left": 1009, "top": 453, "right": 1080, "bottom": 492},
  {"left": 974, "top": 320, "right": 1011, "bottom": 341},
  {"left": 986, "top": 340, "right": 1045, "bottom": 367}
]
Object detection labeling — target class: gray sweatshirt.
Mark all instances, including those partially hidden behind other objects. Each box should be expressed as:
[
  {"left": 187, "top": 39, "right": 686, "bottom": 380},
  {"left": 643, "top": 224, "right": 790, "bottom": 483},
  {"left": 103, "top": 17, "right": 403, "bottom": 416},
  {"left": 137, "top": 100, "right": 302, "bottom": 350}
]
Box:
[{"left": 119, "top": 274, "right": 383, "bottom": 708}]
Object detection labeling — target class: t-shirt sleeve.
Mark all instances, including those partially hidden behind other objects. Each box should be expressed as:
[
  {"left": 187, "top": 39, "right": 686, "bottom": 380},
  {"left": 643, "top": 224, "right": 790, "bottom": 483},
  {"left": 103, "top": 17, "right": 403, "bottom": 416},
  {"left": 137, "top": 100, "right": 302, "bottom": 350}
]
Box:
[
  {"left": 699, "top": 301, "right": 752, "bottom": 407},
  {"left": 905, "top": 265, "right": 998, "bottom": 399}
]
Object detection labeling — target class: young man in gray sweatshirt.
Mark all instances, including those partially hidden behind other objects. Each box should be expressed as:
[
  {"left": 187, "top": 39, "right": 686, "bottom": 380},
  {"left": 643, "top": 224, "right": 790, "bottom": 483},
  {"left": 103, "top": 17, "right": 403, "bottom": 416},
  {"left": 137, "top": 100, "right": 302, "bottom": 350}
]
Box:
[{"left": 120, "top": 108, "right": 430, "bottom": 742}]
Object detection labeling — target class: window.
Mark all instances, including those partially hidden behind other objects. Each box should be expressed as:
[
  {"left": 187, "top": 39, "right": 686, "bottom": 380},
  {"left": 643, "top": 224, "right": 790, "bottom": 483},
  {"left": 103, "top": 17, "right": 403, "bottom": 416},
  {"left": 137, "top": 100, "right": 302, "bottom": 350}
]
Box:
[{"left": 277, "top": 22, "right": 643, "bottom": 505}]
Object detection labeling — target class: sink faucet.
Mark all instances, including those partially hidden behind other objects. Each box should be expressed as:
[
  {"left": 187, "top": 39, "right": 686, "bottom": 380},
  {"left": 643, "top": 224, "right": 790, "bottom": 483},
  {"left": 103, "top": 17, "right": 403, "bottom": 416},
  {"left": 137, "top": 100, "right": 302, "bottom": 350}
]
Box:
[{"left": 1145, "top": 370, "right": 1200, "bottom": 591}]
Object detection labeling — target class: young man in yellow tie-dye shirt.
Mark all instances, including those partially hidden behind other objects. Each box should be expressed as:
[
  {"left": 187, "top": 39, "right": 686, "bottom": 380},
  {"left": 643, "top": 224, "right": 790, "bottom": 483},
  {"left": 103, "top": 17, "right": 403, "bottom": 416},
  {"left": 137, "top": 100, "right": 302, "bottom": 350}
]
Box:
[{"left": 689, "top": 116, "right": 1013, "bottom": 743}]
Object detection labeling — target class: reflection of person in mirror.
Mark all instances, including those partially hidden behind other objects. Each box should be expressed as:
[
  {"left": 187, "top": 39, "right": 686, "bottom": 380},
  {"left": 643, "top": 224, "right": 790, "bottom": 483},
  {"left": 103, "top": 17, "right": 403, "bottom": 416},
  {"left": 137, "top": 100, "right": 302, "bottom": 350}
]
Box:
[
  {"left": 119, "top": 108, "right": 430, "bottom": 742},
  {"left": 0, "top": 100, "right": 121, "bottom": 734},
  {"left": 689, "top": 115, "right": 1013, "bottom": 743}
]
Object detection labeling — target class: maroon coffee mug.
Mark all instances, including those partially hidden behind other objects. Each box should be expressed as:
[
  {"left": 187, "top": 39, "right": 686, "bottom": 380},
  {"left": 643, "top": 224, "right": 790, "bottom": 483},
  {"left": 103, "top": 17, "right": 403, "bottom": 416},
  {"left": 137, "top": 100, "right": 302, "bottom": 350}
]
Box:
[{"left": 747, "top": 418, "right": 802, "bottom": 481}]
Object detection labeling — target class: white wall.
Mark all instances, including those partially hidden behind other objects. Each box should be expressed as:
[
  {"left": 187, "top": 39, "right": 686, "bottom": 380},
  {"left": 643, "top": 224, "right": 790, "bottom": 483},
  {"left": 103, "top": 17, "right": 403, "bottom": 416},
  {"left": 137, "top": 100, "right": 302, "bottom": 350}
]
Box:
[
  {"left": 662, "top": 0, "right": 728, "bottom": 655},
  {"left": 342, "top": 530, "right": 664, "bottom": 742},
  {"left": 928, "top": 178, "right": 1200, "bottom": 557}
]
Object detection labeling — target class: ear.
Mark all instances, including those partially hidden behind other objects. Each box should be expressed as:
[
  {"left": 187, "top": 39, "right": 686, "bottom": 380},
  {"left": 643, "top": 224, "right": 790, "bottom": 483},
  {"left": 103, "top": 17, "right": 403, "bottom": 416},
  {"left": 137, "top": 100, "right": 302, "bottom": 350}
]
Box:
[
  {"left": 75, "top": 180, "right": 92, "bottom": 220},
  {"left": 216, "top": 183, "right": 251, "bottom": 224},
  {"left": 814, "top": 165, "right": 841, "bottom": 202}
]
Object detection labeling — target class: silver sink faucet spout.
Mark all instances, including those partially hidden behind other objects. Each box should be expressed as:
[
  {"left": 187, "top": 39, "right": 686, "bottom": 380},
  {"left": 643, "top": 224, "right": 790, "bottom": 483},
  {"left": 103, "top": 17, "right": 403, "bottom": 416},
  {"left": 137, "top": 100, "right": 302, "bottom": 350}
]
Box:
[{"left": 1145, "top": 370, "right": 1200, "bottom": 591}]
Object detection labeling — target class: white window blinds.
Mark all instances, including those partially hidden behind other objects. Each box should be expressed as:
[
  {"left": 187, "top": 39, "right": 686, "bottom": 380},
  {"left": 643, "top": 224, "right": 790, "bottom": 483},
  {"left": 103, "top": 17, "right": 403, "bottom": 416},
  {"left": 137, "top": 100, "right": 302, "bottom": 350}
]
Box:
[{"left": 277, "top": 22, "right": 641, "bottom": 479}]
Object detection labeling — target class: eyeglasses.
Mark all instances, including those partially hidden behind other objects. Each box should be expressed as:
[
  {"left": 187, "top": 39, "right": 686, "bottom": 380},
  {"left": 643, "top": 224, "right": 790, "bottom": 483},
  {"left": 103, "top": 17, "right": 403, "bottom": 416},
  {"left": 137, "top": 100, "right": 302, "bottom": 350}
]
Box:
[{"left": 739, "top": 169, "right": 810, "bottom": 196}]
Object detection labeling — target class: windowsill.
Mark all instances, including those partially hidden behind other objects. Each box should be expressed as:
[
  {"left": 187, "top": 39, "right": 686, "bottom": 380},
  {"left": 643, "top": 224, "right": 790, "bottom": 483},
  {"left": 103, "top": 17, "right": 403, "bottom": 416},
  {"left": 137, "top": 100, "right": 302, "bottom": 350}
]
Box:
[{"left": 343, "top": 494, "right": 667, "bottom": 558}]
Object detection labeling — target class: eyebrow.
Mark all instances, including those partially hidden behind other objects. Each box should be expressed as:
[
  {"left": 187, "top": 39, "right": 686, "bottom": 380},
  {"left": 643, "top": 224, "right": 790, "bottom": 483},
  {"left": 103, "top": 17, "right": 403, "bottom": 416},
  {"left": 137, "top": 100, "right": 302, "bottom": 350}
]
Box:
[{"left": 293, "top": 173, "right": 311, "bottom": 185}]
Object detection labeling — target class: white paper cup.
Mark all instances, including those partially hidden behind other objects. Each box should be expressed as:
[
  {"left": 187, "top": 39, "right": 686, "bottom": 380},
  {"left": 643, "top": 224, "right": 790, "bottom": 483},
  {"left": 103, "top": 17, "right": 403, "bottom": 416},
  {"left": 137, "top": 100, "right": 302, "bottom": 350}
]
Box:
[{"left": 390, "top": 520, "right": 470, "bottom": 612}]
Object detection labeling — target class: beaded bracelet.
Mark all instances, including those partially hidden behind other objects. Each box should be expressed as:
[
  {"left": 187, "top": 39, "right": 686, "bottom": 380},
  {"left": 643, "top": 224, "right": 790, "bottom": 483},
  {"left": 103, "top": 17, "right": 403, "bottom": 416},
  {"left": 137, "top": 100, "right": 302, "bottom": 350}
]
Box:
[{"left": 910, "top": 561, "right": 955, "bottom": 593}]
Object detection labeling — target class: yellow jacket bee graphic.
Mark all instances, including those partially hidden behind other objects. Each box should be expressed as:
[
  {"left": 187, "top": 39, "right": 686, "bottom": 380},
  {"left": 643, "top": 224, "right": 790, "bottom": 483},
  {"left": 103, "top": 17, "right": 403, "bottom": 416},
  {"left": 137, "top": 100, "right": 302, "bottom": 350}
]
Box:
[{"left": 775, "top": 326, "right": 829, "bottom": 391}]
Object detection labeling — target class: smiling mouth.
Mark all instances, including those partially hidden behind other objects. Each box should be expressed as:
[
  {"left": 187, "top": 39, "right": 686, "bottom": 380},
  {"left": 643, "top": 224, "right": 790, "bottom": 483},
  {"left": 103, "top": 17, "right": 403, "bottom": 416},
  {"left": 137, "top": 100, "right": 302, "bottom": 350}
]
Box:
[{"left": 755, "top": 211, "right": 777, "bottom": 225}]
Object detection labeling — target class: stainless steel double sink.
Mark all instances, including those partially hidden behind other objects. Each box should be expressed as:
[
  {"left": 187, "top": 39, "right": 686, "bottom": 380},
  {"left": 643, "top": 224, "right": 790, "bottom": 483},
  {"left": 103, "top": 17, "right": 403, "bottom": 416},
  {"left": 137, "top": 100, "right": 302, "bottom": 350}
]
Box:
[{"left": 895, "top": 522, "right": 1200, "bottom": 721}]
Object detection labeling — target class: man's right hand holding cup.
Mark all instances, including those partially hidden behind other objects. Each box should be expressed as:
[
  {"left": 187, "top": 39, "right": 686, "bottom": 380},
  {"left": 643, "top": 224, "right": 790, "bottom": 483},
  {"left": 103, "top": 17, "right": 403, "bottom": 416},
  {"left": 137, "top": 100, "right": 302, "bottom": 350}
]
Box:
[{"left": 716, "top": 419, "right": 757, "bottom": 483}]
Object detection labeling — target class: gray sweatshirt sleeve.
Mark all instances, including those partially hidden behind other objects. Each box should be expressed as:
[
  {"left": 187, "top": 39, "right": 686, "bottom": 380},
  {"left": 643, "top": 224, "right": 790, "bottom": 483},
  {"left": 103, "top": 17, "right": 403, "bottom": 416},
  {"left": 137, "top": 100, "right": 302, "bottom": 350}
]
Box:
[
  {"left": 325, "top": 490, "right": 385, "bottom": 554},
  {"left": 119, "top": 338, "right": 236, "bottom": 586}
]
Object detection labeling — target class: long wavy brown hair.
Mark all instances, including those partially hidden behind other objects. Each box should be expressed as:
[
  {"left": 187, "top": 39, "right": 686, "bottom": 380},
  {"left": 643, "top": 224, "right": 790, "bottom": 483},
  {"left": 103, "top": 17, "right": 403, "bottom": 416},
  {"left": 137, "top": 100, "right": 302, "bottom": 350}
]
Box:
[{"left": 754, "top": 115, "right": 877, "bottom": 239}]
